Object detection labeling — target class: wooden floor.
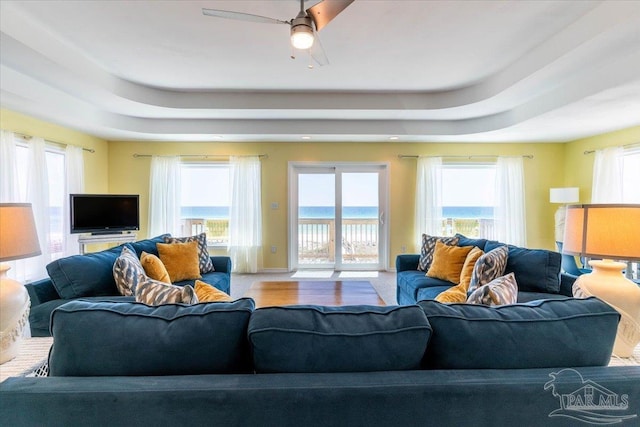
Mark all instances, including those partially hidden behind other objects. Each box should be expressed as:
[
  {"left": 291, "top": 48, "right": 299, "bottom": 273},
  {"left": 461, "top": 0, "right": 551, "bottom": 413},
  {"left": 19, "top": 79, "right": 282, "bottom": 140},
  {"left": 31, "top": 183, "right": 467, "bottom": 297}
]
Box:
[{"left": 243, "top": 280, "right": 385, "bottom": 308}]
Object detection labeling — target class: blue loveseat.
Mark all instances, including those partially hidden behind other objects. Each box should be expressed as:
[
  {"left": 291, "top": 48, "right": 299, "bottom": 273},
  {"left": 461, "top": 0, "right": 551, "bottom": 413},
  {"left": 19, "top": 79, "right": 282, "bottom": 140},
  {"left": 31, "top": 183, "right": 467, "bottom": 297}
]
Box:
[
  {"left": 397, "top": 234, "right": 575, "bottom": 305},
  {"left": 2, "top": 296, "right": 639, "bottom": 426},
  {"left": 25, "top": 234, "right": 232, "bottom": 337}
]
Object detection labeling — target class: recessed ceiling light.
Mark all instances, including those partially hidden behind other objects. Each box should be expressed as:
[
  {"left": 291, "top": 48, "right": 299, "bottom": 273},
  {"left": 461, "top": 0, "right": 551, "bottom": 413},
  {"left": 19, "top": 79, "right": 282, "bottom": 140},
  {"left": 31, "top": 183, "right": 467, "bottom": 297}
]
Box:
[
  {"left": 389, "top": 136, "right": 399, "bottom": 140},
  {"left": 301, "top": 136, "right": 311, "bottom": 140}
]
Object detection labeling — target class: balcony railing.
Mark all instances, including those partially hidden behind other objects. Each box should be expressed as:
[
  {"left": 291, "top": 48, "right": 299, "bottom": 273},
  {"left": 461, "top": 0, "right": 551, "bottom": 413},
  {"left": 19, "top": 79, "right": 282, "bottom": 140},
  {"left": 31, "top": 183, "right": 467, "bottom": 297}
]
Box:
[
  {"left": 441, "top": 218, "right": 496, "bottom": 239},
  {"left": 182, "top": 218, "right": 229, "bottom": 245},
  {"left": 298, "top": 218, "right": 378, "bottom": 264}
]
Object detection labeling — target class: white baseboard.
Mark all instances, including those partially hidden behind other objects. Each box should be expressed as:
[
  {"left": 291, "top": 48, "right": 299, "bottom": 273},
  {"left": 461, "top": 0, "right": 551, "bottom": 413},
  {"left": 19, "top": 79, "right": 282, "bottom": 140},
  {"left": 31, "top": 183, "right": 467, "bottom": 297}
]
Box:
[{"left": 258, "top": 268, "right": 290, "bottom": 274}]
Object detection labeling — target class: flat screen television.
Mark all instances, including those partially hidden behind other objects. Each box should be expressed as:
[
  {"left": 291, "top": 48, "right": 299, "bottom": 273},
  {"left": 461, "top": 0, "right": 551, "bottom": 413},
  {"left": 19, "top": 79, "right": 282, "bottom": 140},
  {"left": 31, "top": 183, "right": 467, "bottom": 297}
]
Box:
[{"left": 70, "top": 194, "right": 140, "bottom": 234}]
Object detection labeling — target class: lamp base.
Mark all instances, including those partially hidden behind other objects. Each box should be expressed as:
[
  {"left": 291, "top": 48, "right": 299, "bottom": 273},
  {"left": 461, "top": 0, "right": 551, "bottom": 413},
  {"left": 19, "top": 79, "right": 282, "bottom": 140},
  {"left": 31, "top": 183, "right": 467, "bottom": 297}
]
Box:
[
  {"left": 573, "top": 260, "right": 640, "bottom": 358},
  {"left": 0, "top": 264, "right": 31, "bottom": 364}
]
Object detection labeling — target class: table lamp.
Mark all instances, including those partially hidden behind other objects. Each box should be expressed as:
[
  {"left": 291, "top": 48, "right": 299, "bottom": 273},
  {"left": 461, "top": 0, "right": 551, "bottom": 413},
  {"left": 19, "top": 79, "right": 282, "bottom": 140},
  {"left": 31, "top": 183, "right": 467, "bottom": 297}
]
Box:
[
  {"left": 550, "top": 187, "right": 579, "bottom": 242},
  {"left": 562, "top": 204, "right": 640, "bottom": 357},
  {"left": 0, "top": 203, "right": 41, "bottom": 364}
]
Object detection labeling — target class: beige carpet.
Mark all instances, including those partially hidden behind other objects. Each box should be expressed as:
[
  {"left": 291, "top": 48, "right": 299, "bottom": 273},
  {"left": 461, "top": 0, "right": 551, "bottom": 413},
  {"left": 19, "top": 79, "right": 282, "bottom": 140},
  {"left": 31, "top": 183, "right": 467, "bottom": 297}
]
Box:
[{"left": 230, "top": 270, "right": 398, "bottom": 305}]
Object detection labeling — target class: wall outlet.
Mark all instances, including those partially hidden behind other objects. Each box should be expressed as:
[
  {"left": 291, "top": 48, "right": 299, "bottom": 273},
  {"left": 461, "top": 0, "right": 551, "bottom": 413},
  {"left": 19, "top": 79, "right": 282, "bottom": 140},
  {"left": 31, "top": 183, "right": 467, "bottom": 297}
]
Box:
[
  {"left": 401, "top": 245, "right": 406, "bottom": 253},
  {"left": 271, "top": 246, "right": 277, "bottom": 253},
  {"left": 271, "top": 202, "right": 279, "bottom": 210}
]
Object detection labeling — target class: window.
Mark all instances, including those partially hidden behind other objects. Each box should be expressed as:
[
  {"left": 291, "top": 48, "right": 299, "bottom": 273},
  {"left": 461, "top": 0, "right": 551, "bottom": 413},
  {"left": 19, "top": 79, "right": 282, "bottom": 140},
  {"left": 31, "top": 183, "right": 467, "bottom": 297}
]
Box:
[
  {"left": 441, "top": 164, "right": 496, "bottom": 238},
  {"left": 15, "top": 142, "right": 66, "bottom": 260},
  {"left": 180, "top": 163, "right": 230, "bottom": 245},
  {"left": 622, "top": 148, "right": 640, "bottom": 203}
]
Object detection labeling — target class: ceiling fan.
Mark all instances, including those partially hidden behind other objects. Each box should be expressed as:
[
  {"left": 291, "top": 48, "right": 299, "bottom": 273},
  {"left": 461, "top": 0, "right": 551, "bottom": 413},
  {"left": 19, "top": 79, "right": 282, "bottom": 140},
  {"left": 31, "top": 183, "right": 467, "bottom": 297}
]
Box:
[{"left": 202, "top": 0, "right": 354, "bottom": 66}]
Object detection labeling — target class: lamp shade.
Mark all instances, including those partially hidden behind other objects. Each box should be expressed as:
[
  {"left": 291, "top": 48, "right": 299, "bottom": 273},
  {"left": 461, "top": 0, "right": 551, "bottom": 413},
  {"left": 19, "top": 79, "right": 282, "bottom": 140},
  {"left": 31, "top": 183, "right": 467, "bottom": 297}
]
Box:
[
  {"left": 0, "top": 203, "right": 41, "bottom": 262},
  {"left": 562, "top": 204, "right": 640, "bottom": 261},
  {"left": 550, "top": 187, "right": 579, "bottom": 204}
]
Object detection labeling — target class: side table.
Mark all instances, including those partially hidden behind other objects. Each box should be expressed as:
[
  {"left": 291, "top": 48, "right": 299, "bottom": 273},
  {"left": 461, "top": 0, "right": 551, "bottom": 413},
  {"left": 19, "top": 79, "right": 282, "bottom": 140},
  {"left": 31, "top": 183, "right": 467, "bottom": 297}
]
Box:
[{"left": 0, "top": 337, "right": 53, "bottom": 382}]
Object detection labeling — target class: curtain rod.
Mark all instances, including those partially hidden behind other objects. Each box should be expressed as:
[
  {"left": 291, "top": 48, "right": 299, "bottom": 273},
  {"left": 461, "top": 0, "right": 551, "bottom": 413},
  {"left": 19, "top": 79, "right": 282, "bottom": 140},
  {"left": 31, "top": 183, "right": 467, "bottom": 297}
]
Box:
[
  {"left": 398, "top": 154, "right": 534, "bottom": 159},
  {"left": 133, "top": 153, "right": 268, "bottom": 159},
  {"left": 14, "top": 132, "right": 95, "bottom": 153},
  {"left": 584, "top": 142, "right": 640, "bottom": 155}
]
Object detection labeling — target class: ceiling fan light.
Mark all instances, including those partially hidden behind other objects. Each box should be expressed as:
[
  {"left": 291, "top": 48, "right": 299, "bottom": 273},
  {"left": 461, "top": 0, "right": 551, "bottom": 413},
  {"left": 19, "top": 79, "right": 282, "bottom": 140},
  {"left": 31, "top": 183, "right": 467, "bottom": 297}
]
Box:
[{"left": 290, "top": 17, "right": 314, "bottom": 50}]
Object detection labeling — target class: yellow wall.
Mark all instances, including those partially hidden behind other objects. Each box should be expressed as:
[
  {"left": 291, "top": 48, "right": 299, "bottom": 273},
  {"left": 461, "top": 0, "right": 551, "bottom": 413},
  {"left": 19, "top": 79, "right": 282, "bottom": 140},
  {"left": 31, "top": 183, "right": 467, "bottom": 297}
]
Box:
[
  {"left": 108, "top": 140, "right": 566, "bottom": 269},
  {"left": 0, "top": 109, "right": 109, "bottom": 193},
  {"left": 563, "top": 126, "right": 640, "bottom": 201}
]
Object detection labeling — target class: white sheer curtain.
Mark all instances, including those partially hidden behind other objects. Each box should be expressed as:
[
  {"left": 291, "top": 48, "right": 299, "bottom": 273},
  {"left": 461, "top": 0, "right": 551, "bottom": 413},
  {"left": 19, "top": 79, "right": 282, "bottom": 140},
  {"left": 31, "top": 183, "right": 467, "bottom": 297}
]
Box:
[
  {"left": 63, "top": 145, "right": 85, "bottom": 256},
  {"left": 148, "top": 156, "right": 182, "bottom": 237},
  {"left": 228, "top": 156, "right": 262, "bottom": 273},
  {"left": 494, "top": 156, "right": 527, "bottom": 246},
  {"left": 23, "top": 138, "right": 52, "bottom": 279},
  {"left": 592, "top": 146, "right": 623, "bottom": 203},
  {"left": 415, "top": 157, "right": 443, "bottom": 245},
  {"left": 0, "top": 130, "right": 19, "bottom": 201}
]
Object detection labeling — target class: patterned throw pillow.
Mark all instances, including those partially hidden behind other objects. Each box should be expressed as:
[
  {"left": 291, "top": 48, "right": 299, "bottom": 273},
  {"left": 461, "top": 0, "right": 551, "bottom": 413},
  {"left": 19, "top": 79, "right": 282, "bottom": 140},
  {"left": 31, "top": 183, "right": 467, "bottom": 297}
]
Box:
[
  {"left": 140, "top": 251, "right": 170, "bottom": 283},
  {"left": 135, "top": 277, "right": 199, "bottom": 306},
  {"left": 468, "top": 245, "right": 508, "bottom": 293},
  {"left": 194, "top": 280, "right": 233, "bottom": 302},
  {"left": 418, "top": 234, "right": 459, "bottom": 271},
  {"left": 466, "top": 272, "right": 518, "bottom": 306},
  {"left": 112, "top": 246, "right": 146, "bottom": 296},
  {"left": 164, "top": 233, "right": 215, "bottom": 273}
]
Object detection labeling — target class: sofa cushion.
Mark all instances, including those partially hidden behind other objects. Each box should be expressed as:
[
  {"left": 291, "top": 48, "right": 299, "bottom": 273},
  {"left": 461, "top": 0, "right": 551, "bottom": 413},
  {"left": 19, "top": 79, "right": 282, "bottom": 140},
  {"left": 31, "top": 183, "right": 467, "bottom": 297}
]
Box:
[
  {"left": 128, "top": 234, "right": 170, "bottom": 258},
  {"left": 418, "top": 234, "right": 459, "bottom": 271},
  {"left": 164, "top": 233, "right": 215, "bottom": 273},
  {"left": 417, "top": 285, "right": 456, "bottom": 302},
  {"left": 248, "top": 305, "right": 432, "bottom": 373},
  {"left": 454, "top": 233, "right": 488, "bottom": 250},
  {"left": 112, "top": 246, "right": 146, "bottom": 296},
  {"left": 46, "top": 244, "right": 133, "bottom": 299},
  {"left": 466, "top": 272, "right": 518, "bottom": 306},
  {"left": 468, "top": 245, "right": 508, "bottom": 292},
  {"left": 484, "top": 242, "right": 561, "bottom": 294},
  {"left": 29, "top": 296, "right": 135, "bottom": 336},
  {"left": 157, "top": 240, "right": 202, "bottom": 282},
  {"left": 397, "top": 270, "right": 453, "bottom": 301},
  {"left": 49, "top": 299, "right": 255, "bottom": 376},
  {"left": 418, "top": 297, "right": 619, "bottom": 369},
  {"left": 459, "top": 246, "right": 484, "bottom": 289},
  {"left": 426, "top": 242, "right": 473, "bottom": 284}
]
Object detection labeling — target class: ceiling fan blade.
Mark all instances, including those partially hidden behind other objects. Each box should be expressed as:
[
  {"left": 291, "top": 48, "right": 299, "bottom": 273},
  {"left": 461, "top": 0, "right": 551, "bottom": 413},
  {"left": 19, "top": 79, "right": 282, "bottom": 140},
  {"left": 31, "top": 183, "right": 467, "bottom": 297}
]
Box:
[
  {"left": 202, "top": 8, "right": 290, "bottom": 25},
  {"left": 309, "top": 28, "right": 329, "bottom": 67},
  {"left": 306, "top": 0, "right": 354, "bottom": 32}
]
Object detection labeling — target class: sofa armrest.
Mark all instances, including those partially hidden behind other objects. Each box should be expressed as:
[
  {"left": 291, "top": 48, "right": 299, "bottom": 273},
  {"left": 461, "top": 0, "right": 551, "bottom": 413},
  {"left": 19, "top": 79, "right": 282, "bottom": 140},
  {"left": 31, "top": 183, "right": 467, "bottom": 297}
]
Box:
[
  {"left": 559, "top": 273, "right": 576, "bottom": 297},
  {"left": 25, "top": 278, "right": 61, "bottom": 306},
  {"left": 211, "top": 256, "right": 232, "bottom": 275},
  {"left": 396, "top": 254, "right": 420, "bottom": 272}
]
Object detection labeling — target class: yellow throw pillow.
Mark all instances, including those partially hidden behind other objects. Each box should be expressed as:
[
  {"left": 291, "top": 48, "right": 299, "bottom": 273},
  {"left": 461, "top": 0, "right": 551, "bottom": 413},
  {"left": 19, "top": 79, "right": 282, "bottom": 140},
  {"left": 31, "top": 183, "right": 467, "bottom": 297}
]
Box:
[
  {"left": 140, "top": 251, "right": 171, "bottom": 283},
  {"left": 435, "top": 284, "right": 468, "bottom": 304},
  {"left": 157, "top": 241, "right": 202, "bottom": 283},
  {"left": 426, "top": 241, "right": 473, "bottom": 283},
  {"left": 459, "top": 246, "right": 485, "bottom": 289},
  {"left": 195, "top": 280, "right": 233, "bottom": 302}
]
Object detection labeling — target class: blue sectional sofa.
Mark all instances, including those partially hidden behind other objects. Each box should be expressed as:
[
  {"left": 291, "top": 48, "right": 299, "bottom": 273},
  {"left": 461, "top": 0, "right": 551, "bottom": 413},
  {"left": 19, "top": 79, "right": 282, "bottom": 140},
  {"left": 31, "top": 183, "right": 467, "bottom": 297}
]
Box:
[
  {"left": 25, "top": 234, "right": 232, "bottom": 337},
  {"left": 2, "top": 296, "right": 639, "bottom": 426},
  {"left": 397, "top": 234, "right": 575, "bottom": 305}
]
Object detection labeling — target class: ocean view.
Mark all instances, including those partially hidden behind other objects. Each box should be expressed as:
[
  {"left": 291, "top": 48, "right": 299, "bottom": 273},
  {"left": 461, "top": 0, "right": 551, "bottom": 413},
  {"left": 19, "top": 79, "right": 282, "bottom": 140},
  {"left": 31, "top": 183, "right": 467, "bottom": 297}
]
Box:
[{"left": 181, "top": 206, "right": 494, "bottom": 219}]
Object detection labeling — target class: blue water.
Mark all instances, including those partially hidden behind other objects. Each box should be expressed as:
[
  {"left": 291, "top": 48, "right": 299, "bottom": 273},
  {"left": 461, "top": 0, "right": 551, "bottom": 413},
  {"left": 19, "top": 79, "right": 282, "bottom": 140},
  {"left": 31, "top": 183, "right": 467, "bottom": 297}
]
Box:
[{"left": 181, "top": 206, "right": 493, "bottom": 219}]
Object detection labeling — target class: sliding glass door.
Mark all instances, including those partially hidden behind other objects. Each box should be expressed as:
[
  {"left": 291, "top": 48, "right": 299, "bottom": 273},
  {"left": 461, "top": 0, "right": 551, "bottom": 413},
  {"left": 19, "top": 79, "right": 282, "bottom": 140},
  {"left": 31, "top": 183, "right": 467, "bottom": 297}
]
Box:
[{"left": 289, "top": 163, "right": 388, "bottom": 271}]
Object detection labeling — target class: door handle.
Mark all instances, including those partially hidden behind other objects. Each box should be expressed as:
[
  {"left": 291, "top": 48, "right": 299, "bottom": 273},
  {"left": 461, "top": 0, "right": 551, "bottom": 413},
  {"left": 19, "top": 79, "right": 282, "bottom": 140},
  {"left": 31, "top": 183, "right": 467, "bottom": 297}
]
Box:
[{"left": 379, "top": 211, "right": 384, "bottom": 225}]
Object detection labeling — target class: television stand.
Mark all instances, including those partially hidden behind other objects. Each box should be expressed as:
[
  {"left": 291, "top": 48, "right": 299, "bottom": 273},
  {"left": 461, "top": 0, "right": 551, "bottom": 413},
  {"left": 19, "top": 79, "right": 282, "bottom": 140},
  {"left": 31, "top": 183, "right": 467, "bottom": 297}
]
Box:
[{"left": 78, "top": 233, "right": 137, "bottom": 255}]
